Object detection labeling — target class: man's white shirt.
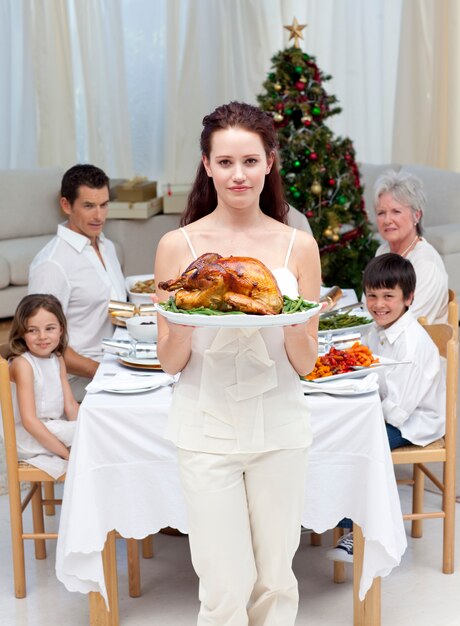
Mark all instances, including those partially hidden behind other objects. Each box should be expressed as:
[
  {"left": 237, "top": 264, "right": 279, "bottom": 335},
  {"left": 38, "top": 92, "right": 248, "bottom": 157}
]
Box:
[{"left": 28, "top": 223, "right": 126, "bottom": 360}]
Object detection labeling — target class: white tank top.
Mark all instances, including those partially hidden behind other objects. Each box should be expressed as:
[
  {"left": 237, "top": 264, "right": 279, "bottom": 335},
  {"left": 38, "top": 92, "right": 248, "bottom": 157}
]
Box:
[
  {"left": 13, "top": 352, "right": 64, "bottom": 422},
  {"left": 180, "top": 227, "right": 300, "bottom": 298},
  {"left": 167, "top": 229, "right": 311, "bottom": 454}
]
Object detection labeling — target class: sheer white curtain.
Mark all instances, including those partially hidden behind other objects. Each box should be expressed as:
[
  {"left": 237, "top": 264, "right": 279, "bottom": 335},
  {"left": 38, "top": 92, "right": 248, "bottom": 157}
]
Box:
[
  {"left": 31, "top": 0, "right": 77, "bottom": 168},
  {"left": 0, "top": 1, "right": 37, "bottom": 167},
  {"left": 0, "top": 0, "right": 402, "bottom": 177},
  {"left": 120, "top": 0, "right": 167, "bottom": 178},
  {"left": 68, "top": 0, "right": 133, "bottom": 176},
  {"left": 0, "top": 0, "right": 133, "bottom": 176},
  {"left": 392, "top": 0, "right": 460, "bottom": 172},
  {"left": 158, "top": 0, "right": 402, "bottom": 183}
]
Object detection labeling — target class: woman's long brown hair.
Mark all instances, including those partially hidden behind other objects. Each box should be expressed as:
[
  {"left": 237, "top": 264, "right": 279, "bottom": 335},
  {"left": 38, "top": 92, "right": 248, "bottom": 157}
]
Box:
[{"left": 181, "top": 101, "right": 289, "bottom": 225}]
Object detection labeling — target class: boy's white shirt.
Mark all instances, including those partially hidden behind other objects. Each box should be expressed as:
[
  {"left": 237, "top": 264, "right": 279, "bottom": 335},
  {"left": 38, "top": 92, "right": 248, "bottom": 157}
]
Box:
[{"left": 364, "top": 310, "right": 445, "bottom": 446}]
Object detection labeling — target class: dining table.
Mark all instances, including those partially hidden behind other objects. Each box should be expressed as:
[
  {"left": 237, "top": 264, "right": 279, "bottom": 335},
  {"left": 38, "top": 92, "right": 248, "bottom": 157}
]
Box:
[{"left": 55, "top": 330, "right": 407, "bottom": 626}]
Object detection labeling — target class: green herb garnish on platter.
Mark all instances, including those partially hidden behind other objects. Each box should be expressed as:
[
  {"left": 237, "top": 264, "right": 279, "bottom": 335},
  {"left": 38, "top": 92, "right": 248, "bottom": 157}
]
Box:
[
  {"left": 281, "top": 296, "right": 317, "bottom": 314},
  {"left": 160, "top": 297, "right": 246, "bottom": 316},
  {"left": 159, "top": 295, "right": 318, "bottom": 316},
  {"left": 318, "top": 313, "right": 373, "bottom": 331}
]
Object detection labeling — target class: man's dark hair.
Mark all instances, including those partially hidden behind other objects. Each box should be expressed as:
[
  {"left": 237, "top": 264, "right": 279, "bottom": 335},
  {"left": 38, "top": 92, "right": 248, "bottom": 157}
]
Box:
[
  {"left": 363, "top": 253, "right": 416, "bottom": 300},
  {"left": 61, "top": 164, "right": 109, "bottom": 205}
]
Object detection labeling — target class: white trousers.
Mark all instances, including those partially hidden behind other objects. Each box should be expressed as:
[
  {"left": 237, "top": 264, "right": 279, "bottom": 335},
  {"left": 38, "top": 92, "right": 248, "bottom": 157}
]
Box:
[{"left": 178, "top": 447, "right": 308, "bottom": 626}]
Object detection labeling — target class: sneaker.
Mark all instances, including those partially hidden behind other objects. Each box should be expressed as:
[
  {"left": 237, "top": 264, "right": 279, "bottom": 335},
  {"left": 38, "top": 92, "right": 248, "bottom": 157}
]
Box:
[{"left": 326, "top": 532, "right": 354, "bottom": 563}]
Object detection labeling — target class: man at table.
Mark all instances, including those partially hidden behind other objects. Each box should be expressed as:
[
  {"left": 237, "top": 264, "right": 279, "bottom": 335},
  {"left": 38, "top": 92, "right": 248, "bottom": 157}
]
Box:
[{"left": 28, "top": 164, "right": 126, "bottom": 401}]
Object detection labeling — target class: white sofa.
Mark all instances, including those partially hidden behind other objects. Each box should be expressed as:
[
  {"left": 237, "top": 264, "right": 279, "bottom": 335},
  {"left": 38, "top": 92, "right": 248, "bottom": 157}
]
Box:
[{"left": 0, "top": 165, "right": 458, "bottom": 319}]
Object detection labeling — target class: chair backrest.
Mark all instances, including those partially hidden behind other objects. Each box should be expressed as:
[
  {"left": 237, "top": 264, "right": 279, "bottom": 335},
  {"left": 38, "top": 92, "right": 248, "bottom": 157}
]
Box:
[
  {"left": 419, "top": 321, "right": 458, "bottom": 452},
  {"left": 448, "top": 289, "right": 458, "bottom": 341},
  {"left": 0, "top": 355, "right": 21, "bottom": 485},
  {"left": 0, "top": 343, "right": 10, "bottom": 359}
]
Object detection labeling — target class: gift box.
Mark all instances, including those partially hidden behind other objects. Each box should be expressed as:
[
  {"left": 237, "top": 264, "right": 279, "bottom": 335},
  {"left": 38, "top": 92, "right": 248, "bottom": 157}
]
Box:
[
  {"left": 162, "top": 183, "right": 192, "bottom": 214},
  {"left": 115, "top": 177, "right": 157, "bottom": 202},
  {"left": 107, "top": 197, "right": 163, "bottom": 220}
]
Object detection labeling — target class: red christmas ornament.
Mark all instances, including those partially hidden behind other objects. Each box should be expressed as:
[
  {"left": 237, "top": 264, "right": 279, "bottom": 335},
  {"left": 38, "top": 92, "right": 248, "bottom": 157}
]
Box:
[
  {"left": 309, "top": 152, "right": 318, "bottom": 161},
  {"left": 275, "top": 102, "right": 284, "bottom": 111},
  {"left": 295, "top": 81, "right": 305, "bottom": 91},
  {"left": 341, "top": 226, "right": 363, "bottom": 243},
  {"left": 303, "top": 119, "right": 312, "bottom": 127},
  {"left": 306, "top": 210, "right": 314, "bottom": 218},
  {"left": 319, "top": 243, "right": 340, "bottom": 254},
  {"left": 328, "top": 178, "right": 336, "bottom": 186}
]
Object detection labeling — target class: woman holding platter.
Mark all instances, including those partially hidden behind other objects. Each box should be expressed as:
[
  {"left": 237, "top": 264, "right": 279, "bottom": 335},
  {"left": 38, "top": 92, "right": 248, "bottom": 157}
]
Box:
[{"left": 154, "top": 101, "right": 320, "bottom": 626}]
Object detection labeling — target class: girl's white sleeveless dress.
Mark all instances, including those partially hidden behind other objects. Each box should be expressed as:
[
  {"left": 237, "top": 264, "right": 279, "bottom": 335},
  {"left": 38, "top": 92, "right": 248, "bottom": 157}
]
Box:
[
  {"left": 166, "top": 228, "right": 312, "bottom": 454},
  {"left": 8, "top": 352, "right": 76, "bottom": 477}
]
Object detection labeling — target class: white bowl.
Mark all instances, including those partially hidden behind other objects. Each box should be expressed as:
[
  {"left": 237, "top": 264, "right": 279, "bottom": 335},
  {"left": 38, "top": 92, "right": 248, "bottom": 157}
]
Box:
[
  {"left": 125, "top": 315, "right": 158, "bottom": 342},
  {"left": 125, "top": 274, "right": 155, "bottom": 305}
]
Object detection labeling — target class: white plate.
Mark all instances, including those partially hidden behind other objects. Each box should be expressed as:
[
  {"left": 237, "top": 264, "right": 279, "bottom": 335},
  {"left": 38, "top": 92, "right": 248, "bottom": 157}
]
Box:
[
  {"left": 118, "top": 355, "right": 162, "bottom": 371},
  {"left": 318, "top": 316, "right": 374, "bottom": 338},
  {"left": 301, "top": 380, "right": 379, "bottom": 395},
  {"left": 155, "top": 303, "right": 321, "bottom": 328},
  {"left": 307, "top": 355, "right": 397, "bottom": 383},
  {"left": 118, "top": 355, "right": 161, "bottom": 367},
  {"left": 102, "top": 384, "right": 162, "bottom": 394}
]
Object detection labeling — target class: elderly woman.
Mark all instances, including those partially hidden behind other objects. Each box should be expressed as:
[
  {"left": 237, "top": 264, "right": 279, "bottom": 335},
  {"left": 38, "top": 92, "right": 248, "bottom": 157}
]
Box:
[{"left": 374, "top": 170, "right": 448, "bottom": 324}]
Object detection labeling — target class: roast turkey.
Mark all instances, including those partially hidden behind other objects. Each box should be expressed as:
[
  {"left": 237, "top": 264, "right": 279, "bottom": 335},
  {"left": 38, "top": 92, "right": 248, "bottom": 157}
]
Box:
[{"left": 158, "top": 253, "right": 283, "bottom": 315}]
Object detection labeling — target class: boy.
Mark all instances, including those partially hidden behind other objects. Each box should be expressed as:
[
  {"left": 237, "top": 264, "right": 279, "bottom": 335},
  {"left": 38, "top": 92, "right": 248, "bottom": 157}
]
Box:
[{"left": 327, "top": 253, "right": 445, "bottom": 562}]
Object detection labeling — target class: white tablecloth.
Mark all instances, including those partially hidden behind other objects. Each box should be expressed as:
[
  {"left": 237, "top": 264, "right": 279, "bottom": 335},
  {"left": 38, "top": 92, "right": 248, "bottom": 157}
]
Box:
[{"left": 56, "top": 352, "right": 407, "bottom": 603}]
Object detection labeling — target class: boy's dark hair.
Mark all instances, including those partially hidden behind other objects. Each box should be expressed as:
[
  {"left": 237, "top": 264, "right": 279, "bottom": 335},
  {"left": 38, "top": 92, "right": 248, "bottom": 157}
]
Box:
[
  {"left": 362, "top": 253, "right": 416, "bottom": 300},
  {"left": 61, "top": 164, "right": 109, "bottom": 205}
]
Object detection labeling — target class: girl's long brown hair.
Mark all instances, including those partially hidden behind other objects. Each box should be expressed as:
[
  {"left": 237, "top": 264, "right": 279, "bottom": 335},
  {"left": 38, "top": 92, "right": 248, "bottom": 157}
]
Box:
[
  {"left": 181, "top": 101, "right": 289, "bottom": 225},
  {"left": 9, "top": 294, "right": 68, "bottom": 356}
]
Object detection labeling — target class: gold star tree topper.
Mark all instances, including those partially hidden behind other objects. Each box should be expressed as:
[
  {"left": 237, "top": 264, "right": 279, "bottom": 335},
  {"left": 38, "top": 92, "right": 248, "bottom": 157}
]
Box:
[{"left": 284, "top": 17, "right": 307, "bottom": 48}]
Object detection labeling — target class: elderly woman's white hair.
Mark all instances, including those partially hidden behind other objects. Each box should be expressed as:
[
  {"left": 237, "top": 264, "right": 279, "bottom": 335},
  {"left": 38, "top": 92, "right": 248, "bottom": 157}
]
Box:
[{"left": 374, "top": 170, "right": 426, "bottom": 236}]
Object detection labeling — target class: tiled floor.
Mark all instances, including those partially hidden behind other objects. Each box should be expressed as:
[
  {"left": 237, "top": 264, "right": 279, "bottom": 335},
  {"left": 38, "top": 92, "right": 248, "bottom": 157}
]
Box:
[{"left": 0, "top": 486, "right": 459, "bottom": 625}]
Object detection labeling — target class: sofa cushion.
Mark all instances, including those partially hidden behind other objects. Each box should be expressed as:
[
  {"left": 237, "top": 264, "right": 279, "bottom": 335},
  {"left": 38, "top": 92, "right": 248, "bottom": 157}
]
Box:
[
  {"left": 0, "top": 168, "right": 64, "bottom": 240},
  {"left": 0, "top": 285, "right": 28, "bottom": 319},
  {"left": 402, "top": 165, "right": 460, "bottom": 228},
  {"left": 424, "top": 224, "right": 460, "bottom": 255},
  {"left": 0, "top": 235, "right": 54, "bottom": 285},
  {"left": 0, "top": 256, "right": 9, "bottom": 289}
]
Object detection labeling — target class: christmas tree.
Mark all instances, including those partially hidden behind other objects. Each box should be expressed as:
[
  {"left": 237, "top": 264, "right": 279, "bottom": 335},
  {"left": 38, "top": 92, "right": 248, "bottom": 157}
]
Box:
[{"left": 257, "top": 19, "right": 378, "bottom": 295}]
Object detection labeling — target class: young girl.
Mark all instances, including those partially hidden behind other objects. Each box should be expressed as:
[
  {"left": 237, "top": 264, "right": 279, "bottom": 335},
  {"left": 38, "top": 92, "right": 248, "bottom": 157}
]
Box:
[
  {"left": 155, "top": 102, "right": 320, "bottom": 625},
  {"left": 8, "top": 294, "right": 79, "bottom": 468}
]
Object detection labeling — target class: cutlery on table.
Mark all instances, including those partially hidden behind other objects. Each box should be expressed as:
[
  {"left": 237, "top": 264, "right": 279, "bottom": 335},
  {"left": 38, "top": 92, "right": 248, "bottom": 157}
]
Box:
[
  {"left": 350, "top": 360, "right": 411, "bottom": 370},
  {"left": 103, "top": 372, "right": 156, "bottom": 377},
  {"left": 319, "top": 286, "right": 343, "bottom": 314},
  {"left": 319, "top": 302, "right": 364, "bottom": 319}
]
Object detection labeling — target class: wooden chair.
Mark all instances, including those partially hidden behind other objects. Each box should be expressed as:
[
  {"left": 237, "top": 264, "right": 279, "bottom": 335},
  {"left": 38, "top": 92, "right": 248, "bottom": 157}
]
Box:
[
  {"left": 448, "top": 288, "right": 458, "bottom": 341},
  {"left": 0, "top": 352, "right": 143, "bottom": 598},
  {"left": 391, "top": 320, "right": 459, "bottom": 573},
  {"left": 0, "top": 353, "right": 66, "bottom": 598}
]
